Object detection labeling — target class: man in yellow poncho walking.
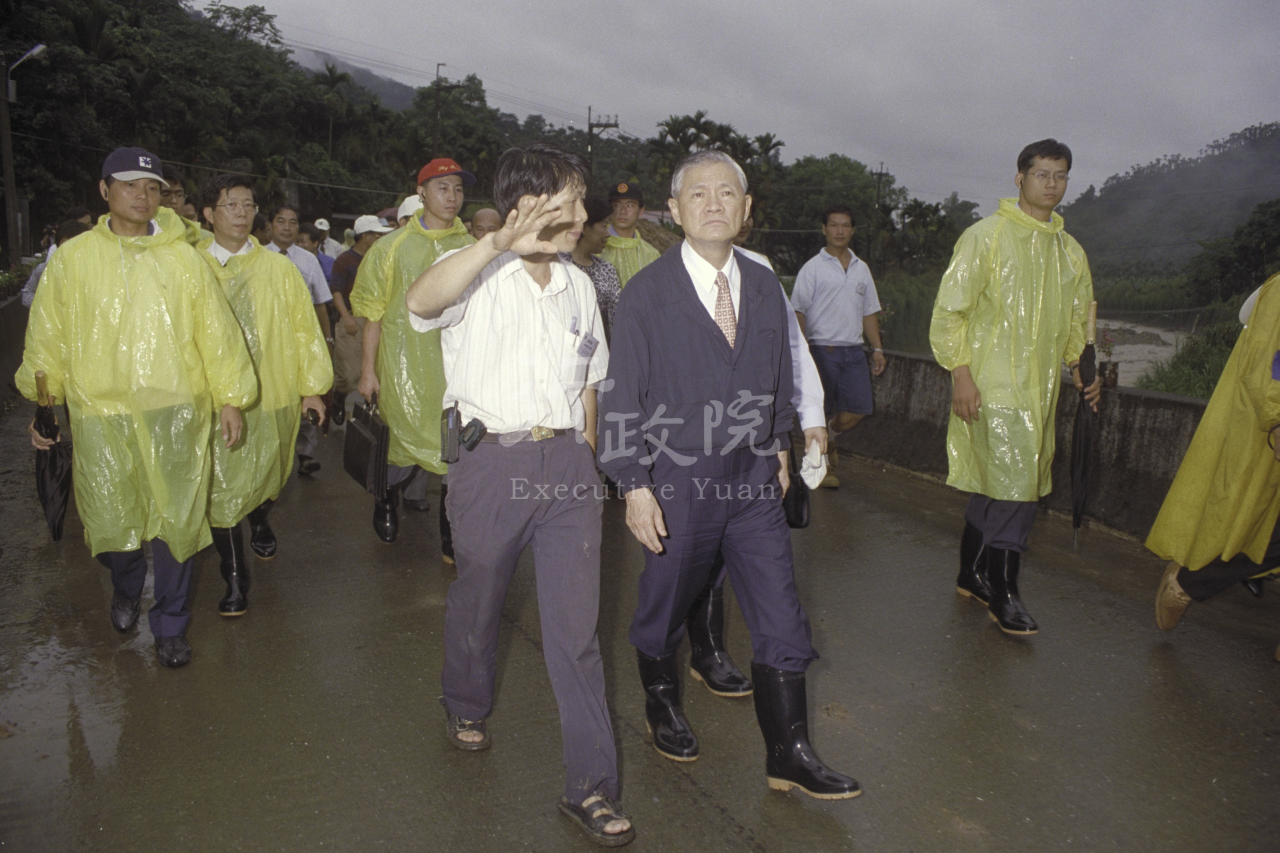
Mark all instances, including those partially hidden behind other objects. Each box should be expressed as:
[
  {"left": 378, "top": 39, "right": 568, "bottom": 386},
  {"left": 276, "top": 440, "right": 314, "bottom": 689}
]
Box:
[
  {"left": 930, "top": 139, "right": 1100, "bottom": 636},
  {"left": 1148, "top": 274, "right": 1280, "bottom": 661},
  {"left": 600, "top": 181, "right": 660, "bottom": 287},
  {"left": 196, "top": 174, "right": 333, "bottom": 617},
  {"left": 18, "top": 147, "right": 257, "bottom": 668},
  {"left": 351, "top": 158, "right": 475, "bottom": 553}
]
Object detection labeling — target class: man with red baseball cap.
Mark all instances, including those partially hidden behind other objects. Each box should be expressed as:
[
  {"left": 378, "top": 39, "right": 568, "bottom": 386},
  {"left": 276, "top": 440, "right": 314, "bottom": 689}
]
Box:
[{"left": 349, "top": 158, "right": 475, "bottom": 558}]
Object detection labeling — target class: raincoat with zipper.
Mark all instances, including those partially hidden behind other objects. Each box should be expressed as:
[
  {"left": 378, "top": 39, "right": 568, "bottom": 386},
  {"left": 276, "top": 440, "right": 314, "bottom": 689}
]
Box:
[
  {"left": 15, "top": 208, "right": 257, "bottom": 560},
  {"left": 197, "top": 237, "right": 333, "bottom": 528},
  {"left": 930, "top": 198, "right": 1093, "bottom": 502},
  {"left": 349, "top": 215, "right": 473, "bottom": 473},
  {"left": 1146, "top": 273, "right": 1280, "bottom": 573},
  {"left": 601, "top": 233, "right": 660, "bottom": 287}
]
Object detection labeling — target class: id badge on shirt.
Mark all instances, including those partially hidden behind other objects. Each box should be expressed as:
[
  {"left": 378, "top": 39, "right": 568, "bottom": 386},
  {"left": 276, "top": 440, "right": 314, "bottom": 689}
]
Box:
[{"left": 577, "top": 331, "right": 599, "bottom": 359}]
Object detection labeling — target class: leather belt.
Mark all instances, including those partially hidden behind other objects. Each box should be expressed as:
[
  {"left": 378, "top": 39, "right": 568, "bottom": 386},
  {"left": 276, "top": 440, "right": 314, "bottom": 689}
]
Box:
[{"left": 480, "top": 426, "right": 571, "bottom": 443}]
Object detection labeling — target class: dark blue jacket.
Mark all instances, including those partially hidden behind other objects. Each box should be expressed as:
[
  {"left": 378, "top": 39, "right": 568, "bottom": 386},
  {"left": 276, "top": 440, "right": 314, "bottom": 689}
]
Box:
[{"left": 597, "top": 244, "right": 795, "bottom": 489}]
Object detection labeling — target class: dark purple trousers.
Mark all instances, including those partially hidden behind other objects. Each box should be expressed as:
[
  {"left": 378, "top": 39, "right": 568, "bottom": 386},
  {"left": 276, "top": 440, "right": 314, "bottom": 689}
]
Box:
[
  {"left": 96, "top": 540, "right": 193, "bottom": 638},
  {"left": 442, "top": 433, "right": 618, "bottom": 803},
  {"left": 630, "top": 447, "right": 816, "bottom": 672}
]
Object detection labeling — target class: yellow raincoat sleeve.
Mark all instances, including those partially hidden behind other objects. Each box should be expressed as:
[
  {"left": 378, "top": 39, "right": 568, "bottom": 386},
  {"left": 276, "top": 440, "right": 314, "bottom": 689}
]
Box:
[
  {"left": 929, "top": 224, "right": 990, "bottom": 371},
  {"left": 1063, "top": 246, "right": 1093, "bottom": 366},
  {"left": 15, "top": 252, "right": 70, "bottom": 404},
  {"left": 349, "top": 233, "right": 396, "bottom": 322},
  {"left": 194, "top": 261, "right": 259, "bottom": 410},
  {"left": 284, "top": 263, "right": 335, "bottom": 396}
]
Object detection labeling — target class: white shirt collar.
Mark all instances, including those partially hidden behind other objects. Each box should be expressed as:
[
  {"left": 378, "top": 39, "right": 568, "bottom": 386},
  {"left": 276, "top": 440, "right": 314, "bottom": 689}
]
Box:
[
  {"left": 207, "top": 238, "right": 253, "bottom": 266},
  {"left": 820, "top": 246, "right": 860, "bottom": 268},
  {"left": 497, "top": 251, "right": 571, "bottom": 298},
  {"left": 681, "top": 240, "right": 739, "bottom": 299}
]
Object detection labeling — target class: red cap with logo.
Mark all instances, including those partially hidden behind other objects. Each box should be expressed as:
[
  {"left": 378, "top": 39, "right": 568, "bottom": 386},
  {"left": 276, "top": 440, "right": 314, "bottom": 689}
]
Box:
[{"left": 417, "top": 158, "right": 476, "bottom": 187}]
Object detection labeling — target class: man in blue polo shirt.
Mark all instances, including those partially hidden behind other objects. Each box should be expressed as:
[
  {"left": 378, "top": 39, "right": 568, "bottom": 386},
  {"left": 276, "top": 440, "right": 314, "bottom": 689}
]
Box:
[{"left": 791, "top": 205, "right": 886, "bottom": 488}]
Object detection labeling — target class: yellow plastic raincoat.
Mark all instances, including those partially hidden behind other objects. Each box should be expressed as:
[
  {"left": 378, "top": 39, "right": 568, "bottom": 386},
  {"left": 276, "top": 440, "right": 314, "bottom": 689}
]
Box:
[
  {"left": 930, "top": 198, "right": 1093, "bottom": 501},
  {"left": 349, "top": 216, "right": 474, "bottom": 472},
  {"left": 1146, "top": 273, "right": 1280, "bottom": 573},
  {"left": 15, "top": 208, "right": 257, "bottom": 560},
  {"left": 601, "top": 234, "right": 660, "bottom": 287},
  {"left": 197, "top": 237, "right": 333, "bottom": 527}
]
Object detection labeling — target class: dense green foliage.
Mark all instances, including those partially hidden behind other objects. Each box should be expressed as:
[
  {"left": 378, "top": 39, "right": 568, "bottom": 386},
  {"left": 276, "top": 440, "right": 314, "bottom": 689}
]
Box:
[
  {"left": 1060, "top": 123, "right": 1280, "bottom": 272},
  {"left": 1136, "top": 322, "right": 1242, "bottom": 399},
  {"left": 1182, "top": 199, "right": 1280, "bottom": 304},
  {"left": 1091, "top": 275, "right": 1193, "bottom": 311}
]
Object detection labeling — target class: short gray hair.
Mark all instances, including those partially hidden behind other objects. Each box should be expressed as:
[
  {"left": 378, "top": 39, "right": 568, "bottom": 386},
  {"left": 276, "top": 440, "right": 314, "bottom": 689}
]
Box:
[{"left": 670, "top": 150, "right": 748, "bottom": 198}]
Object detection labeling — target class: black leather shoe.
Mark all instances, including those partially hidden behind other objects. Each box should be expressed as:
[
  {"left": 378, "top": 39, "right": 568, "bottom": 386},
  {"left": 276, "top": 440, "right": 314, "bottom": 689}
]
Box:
[
  {"left": 155, "top": 636, "right": 192, "bottom": 668},
  {"left": 110, "top": 592, "right": 141, "bottom": 633},
  {"left": 402, "top": 497, "right": 431, "bottom": 512},
  {"left": 956, "top": 522, "right": 990, "bottom": 604},
  {"left": 1243, "top": 578, "right": 1264, "bottom": 598},
  {"left": 298, "top": 456, "right": 321, "bottom": 476},
  {"left": 440, "top": 483, "right": 455, "bottom": 565},
  {"left": 986, "top": 547, "right": 1038, "bottom": 635},
  {"left": 246, "top": 499, "right": 277, "bottom": 559},
  {"left": 211, "top": 526, "right": 250, "bottom": 616},
  {"left": 374, "top": 497, "right": 398, "bottom": 543},
  {"left": 686, "top": 581, "right": 752, "bottom": 697},
  {"left": 331, "top": 395, "right": 346, "bottom": 426},
  {"left": 752, "top": 663, "right": 861, "bottom": 799},
  {"left": 638, "top": 651, "right": 699, "bottom": 761}
]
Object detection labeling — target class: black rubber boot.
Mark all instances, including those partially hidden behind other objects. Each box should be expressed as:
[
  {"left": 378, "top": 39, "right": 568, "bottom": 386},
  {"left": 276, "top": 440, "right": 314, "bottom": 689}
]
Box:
[
  {"left": 440, "top": 482, "right": 455, "bottom": 565},
  {"left": 246, "top": 499, "right": 277, "bottom": 559},
  {"left": 751, "top": 663, "right": 861, "bottom": 799},
  {"left": 637, "top": 650, "right": 699, "bottom": 761},
  {"left": 374, "top": 488, "right": 398, "bottom": 544},
  {"left": 331, "top": 393, "right": 346, "bottom": 426},
  {"left": 986, "top": 547, "right": 1038, "bottom": 635},
  {"left": 956, "top": 521, "right": 990, "bottom": 604},
  {"left": 211, "top": 525, "right": 249, "bottom": 617},
  {"left": 685, "top": 571, "right": 752, "bottom": 697}
]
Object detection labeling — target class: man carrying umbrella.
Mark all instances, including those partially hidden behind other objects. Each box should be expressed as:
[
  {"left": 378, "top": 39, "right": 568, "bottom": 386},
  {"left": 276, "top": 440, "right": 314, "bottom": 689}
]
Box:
[
  {"left": 196, "top": 173, "right": 333, "bottom": 616},
  {"left": 929, "top": 139, "right": 1099, "bottom": 636},
  {"left": 18, "top": 147, "right": 257, "bottom": 668},
  {"left": 1148, "top": 272, "right": 1280, "bottom": 660}
]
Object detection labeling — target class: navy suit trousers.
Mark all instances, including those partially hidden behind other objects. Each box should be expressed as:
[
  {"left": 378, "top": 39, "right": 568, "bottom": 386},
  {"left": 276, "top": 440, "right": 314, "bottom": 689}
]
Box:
[{"left": 630, "top": 447, "right": 816, "bottom": 672}]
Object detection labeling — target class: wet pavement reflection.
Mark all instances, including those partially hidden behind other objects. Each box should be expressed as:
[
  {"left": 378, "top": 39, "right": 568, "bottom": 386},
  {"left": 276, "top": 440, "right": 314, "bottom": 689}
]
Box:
[{"left": 0, "top": 410, "right": 1276, "bottom": 852}]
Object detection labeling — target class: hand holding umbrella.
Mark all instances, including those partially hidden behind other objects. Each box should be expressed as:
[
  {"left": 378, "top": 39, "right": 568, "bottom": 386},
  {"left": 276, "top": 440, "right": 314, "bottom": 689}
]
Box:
[
  {"left": 31, "top": 371, "right": 74, "bottom": 541},
  {"left": 1070, "top": 302, "right": 1100, "bottom": 547}
]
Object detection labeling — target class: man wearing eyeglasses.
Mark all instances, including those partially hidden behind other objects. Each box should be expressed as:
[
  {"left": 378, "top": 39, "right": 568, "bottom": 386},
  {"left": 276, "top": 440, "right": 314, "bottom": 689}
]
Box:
[
  {"left": 930, "top": 139, "right": 1101, "bottom": 637},
  {"left": 195, "top": 174, "right": 332, "bottom": 615}
]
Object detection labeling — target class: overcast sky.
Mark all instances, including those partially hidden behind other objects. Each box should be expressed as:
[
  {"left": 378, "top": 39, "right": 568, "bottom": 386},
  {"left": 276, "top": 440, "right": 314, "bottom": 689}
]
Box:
[{"left": 265, "top": 0, "right": 1279, "bottom": 214}]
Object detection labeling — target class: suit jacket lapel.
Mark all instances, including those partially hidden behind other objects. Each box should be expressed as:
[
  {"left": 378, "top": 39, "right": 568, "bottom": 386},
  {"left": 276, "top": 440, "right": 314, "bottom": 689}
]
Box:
[{"left": 663, "top": 250, "right": 736, "bottom": 365}]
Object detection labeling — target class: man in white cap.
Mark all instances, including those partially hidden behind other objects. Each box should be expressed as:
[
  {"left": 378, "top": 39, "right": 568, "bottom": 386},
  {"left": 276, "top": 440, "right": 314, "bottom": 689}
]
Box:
[
  {"left": 397, "top": 196, "right": 424, "bottom": 229},
  {"left": 314, "top": 217, "right": 345, "bottom": 259},
  {"left": 329, "top": 214, "right": 393, "bottom": 423}
]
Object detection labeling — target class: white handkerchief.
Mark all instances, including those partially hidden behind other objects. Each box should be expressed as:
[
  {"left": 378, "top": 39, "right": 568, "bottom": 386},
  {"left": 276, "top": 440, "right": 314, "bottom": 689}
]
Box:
[{"left": 800, "top": 442, "right": 827, "bottom": 490}]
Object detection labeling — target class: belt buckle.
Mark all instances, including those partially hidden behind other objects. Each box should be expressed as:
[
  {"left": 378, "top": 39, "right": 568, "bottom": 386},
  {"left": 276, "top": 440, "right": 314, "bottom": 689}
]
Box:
[{"left": 530, "top": 426, "right": 554, "bottom": 441}]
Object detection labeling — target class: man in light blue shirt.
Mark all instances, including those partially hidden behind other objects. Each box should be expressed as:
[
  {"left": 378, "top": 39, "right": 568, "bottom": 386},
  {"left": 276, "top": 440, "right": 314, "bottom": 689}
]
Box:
[{"left": 792, "top": 205, "right": 885, "bottom": 488}]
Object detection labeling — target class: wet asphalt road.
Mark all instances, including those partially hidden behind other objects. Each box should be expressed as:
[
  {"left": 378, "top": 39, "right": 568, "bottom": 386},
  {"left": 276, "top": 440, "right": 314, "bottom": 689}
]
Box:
[{"left": 0, "top": 405, "right": 1276, "bottom": 852}]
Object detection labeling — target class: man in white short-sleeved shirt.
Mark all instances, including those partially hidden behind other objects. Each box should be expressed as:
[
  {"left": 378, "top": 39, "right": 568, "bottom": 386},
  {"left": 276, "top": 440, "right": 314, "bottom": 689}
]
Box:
[
  {"left": 791, "top": 205, "right": 886, "bottom": 487},
  {"left": 405, "top": 143, "right": 632, "bottom": 847}
]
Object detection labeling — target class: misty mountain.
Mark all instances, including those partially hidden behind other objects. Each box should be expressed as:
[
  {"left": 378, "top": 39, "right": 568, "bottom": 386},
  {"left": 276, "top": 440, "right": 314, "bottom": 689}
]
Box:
[
  {"left": 1061, "top": 123, "right": 1280, "bottom": 272},
  {"left": 291, "top": 48, "right": 418, "bottom": 111}
]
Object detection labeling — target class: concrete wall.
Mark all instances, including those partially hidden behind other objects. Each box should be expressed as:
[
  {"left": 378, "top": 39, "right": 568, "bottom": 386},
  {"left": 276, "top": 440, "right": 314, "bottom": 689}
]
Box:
[{"left": 837, "top": 350, "right": 1206, "bottom": 539}]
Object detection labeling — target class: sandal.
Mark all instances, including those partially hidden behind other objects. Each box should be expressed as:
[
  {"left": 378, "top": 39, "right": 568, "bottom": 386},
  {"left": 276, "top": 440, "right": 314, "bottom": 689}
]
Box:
[
  {"left": 440, "top": 696, "right": 490, "bottom": 751},
  {"left": 558, "top": 793, "right": 635, "bottom": 847}
]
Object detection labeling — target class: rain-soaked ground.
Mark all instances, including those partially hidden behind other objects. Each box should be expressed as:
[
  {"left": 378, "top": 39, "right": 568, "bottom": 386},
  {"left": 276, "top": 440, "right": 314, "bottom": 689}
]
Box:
[{"left": 0, "top": 404, "right": 1277, "bottom": 853}]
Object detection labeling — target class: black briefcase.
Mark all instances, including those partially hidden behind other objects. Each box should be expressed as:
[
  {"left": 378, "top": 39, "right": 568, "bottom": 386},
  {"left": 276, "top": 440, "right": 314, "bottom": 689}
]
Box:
[
  {"left": 782, "top": 441, "right": 810, "bottom": 529},
  {"left": 343, "top": 393, "right": 389, "bottom": 501}
]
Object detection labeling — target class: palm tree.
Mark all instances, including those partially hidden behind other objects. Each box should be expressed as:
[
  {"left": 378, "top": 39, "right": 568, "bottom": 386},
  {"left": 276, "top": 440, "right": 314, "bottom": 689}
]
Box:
[{"left": 313, "top": 63, "right": 353, "bottom": 159}]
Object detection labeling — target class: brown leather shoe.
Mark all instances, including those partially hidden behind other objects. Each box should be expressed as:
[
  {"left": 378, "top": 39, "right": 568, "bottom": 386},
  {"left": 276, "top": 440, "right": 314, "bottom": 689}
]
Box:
[{"left": 1155, "top": 561, "right": 1192, "bottom": 631}]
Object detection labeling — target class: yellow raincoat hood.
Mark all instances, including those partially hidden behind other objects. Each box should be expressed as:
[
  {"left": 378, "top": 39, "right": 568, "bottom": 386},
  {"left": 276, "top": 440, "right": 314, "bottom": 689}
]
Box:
[
  {"left": 1146, "top": 273, "right": 1280, "bottom": 573},
  {"left": 601, "top": 233, "right": 660, "bottom": 287},
  {"left": 197, "top": 237, "right": 333, "bottom": 526},
  {"left": 16, "top": 207, "right": 257, "bottom": 559},
  {"left": 349, "top": 215, "right": 474, "bottom": 472},
  {"left": 930, "top": 198, "right": 1093, "bottom": 501}
]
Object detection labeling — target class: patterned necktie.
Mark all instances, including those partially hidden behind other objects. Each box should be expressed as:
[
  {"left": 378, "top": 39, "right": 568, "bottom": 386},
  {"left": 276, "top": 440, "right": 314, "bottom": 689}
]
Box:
[{"left": 714, "top": 271, "right": 736, "bottom": 347}]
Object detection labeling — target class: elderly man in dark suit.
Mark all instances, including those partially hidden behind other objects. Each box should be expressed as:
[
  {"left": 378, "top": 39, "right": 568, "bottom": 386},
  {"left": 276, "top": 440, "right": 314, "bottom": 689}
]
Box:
[{"left": 598, "top": 151, "right": 860, "bottom": 800}]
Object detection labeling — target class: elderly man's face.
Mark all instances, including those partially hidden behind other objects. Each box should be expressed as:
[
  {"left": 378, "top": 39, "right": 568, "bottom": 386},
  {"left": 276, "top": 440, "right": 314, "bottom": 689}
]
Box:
[
  {"left": 471, "top": 208, "right": 503, "bottom": 239},
  {"left": 668, "top": 162, "right": 751, "bottom": 247}
]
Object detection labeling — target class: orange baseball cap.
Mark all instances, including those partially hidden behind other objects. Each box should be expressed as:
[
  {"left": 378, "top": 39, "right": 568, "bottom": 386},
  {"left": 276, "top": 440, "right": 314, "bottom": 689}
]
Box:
[{"left": 417, "top": 158, "right": 476, "bottom": 187}]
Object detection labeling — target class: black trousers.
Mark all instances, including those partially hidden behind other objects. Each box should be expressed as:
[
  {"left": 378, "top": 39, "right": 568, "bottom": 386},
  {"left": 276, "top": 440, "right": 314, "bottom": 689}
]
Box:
[{"left": 1177, "top": 518, "right": 1280, "bottom": 602}]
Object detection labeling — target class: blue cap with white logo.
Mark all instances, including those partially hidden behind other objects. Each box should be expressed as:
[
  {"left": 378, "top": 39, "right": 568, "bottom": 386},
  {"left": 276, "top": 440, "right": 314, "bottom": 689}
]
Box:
[{"left": 101, "top": 147, "right": 169, "bottom": 187}]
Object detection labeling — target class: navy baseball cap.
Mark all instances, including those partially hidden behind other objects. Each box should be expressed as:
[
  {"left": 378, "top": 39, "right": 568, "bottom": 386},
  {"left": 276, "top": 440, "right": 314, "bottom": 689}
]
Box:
[
  {"left": 101, "top": 147, "right": 169, "bottom": 187},
  {"left": 608, "top": 181, "right": 644, "bottom": 205}
]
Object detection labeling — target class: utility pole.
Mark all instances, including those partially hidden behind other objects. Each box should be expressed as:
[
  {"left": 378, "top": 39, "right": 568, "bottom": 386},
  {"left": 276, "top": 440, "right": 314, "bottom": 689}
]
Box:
[
  {"left": 586, "top": 107, "right": 618, "bottom": 176},
  {"left": 871, "top": 161, "right": 887, "bottom": 270},
  {"left": 433, "top": 63, "right": 464, "bottom": 156},
  {"left": 2, "top": 44, "right": 46, "bottom": 268}
]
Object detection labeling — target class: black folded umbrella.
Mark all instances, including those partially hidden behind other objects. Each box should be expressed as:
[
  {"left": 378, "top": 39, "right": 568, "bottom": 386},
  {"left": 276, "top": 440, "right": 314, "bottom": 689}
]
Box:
[
  {"left": 33, "top": 371, "right": 73, "bottom": 541},
  {"left": 1071, "top": 303, "right": 1099, "bottom": 547}
]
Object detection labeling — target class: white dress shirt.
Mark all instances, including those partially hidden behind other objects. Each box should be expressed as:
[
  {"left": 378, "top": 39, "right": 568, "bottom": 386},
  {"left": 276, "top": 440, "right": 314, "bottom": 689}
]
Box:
[
  {"left": 735, "top": 247, "right": 827, "bottom": 430},
  {"left": 268, "top": 242, "right": 332, "bottom": 305},
  {"left": 409, "top": 250, "right": 609, "bottom": 434},
  {"left": 681, "top": 240, "right": 740, "bottom": 322},
  {"left": 321, "top": 236, "right": 345, "bottom": 259},
  {"left": 207, "top": 239, "right": 252, "bottom": 266}
]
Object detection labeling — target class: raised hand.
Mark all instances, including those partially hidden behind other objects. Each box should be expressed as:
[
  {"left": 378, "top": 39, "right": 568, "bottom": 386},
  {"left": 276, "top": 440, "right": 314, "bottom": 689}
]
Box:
[{"left": 491, "top": 191, "right": 568, "bottom": 256}]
